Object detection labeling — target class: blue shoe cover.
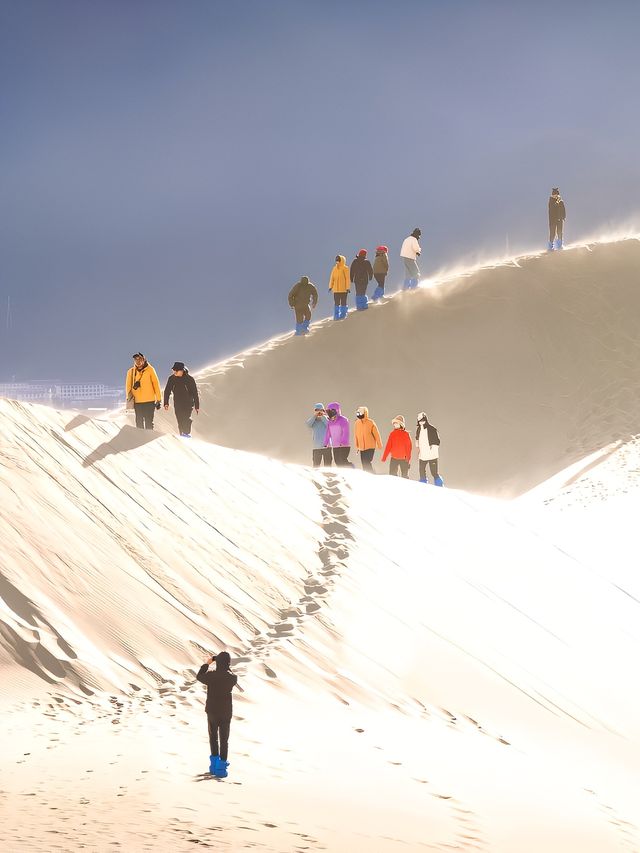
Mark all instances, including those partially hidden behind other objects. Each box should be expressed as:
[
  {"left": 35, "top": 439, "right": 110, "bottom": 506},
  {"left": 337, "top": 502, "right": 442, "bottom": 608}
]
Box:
[
  {"left": 554, "top": 239, "right": 563, "bottom": 250},
  {"left": 372, "top": 285, "right": 384, "bottom": 300},
  {"left": 294, "top": 322, "right": 305, "bottom": 335},
  {"left": 213, "top": 757, "right": 229, "bottom": 778},
  {"left": 434, "top": 476, "right": 444, "bottom": 487},
  {"left": 356, "top": 294, "right": 368, "bottom": 310},
  {"left": 547, "top": 241, "right": 554, "bottom": 251},
  {"left": 339, "top": 305, "right": 348, "bottom": 319},
  {"left": 302, "top": 319, "right": 310, "bottom": 331},
  {"left": 333, "top": 306, "right": 340, "bottom": 320},
  {"left": 409, "top": 278, "right": 419, "bottom": 289},
  {"left": 209, "top": 754, "right": 218, "bottom": 774},
  {"left": 403, "top": 278, "right": 411, "bottom": 290},
  {"left": 419, "top": 478, "right": 429, "bottom": 484}
]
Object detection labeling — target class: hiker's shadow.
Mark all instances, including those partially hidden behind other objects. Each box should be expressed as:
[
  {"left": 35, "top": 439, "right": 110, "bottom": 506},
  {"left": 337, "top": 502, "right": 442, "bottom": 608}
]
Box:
[{"left": 82, "top": 425, "right": 160, "bottom": 468}]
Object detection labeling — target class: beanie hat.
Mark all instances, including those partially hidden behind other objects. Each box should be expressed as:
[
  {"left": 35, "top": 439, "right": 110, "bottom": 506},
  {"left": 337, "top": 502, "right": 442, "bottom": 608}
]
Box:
[
  {"left": 172, "top": 361, "right": 185, "bottom": 371},
  {"left": 392, "top": 415, "right": 405, "bottom": 428},
  {"left": 376, "top": 245, "right": 388, "bottom": 253},
  {"left": 411, "top": 228, "right": 422, "bottom": 238},
  {"left": 314, "top": 402, "right": 325, "bottom": 411},
  {"left": 358, "top": 249, "right": 367, "bottom": 257}
]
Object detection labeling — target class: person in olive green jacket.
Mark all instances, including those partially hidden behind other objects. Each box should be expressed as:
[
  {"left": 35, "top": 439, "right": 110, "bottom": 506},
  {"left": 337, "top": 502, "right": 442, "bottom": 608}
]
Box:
[
  {"left": 126, "top": 352, "right": 162, "bottom": 429},
  {"left": 329, "top": 255, "right": 350, "bottom": 320},
  {"left": 288, "top": 276, "right": 319, "bottom": 336}
]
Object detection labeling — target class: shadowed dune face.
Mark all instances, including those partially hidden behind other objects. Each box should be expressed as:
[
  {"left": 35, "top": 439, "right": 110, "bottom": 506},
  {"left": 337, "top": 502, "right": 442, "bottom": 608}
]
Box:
[{"left": 194, "top": 240, "right": 640, "bottom": 497}]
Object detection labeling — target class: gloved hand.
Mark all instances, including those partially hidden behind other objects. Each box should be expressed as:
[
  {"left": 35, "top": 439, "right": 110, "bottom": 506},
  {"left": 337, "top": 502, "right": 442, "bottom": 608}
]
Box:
[{"left": 155, "top": 401, "right": 161, "bottom": 410}]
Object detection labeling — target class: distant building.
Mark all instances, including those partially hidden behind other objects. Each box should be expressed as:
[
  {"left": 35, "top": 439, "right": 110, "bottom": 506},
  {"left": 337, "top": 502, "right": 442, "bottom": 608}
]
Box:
[{"left": 0, "top": 380, "right": 125, "bottom": 410}]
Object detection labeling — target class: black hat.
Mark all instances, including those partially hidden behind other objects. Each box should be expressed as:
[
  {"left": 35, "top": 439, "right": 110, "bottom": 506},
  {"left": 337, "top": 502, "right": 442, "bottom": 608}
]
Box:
[
  {"left": 411, "top": 228, "right": 422, "bottom": 238},
  {"left": 132, "top": 352, "right": 144, "bottom": 359},
  {"left": 172, "top": 361, "right": 185, "bottom": 371}
]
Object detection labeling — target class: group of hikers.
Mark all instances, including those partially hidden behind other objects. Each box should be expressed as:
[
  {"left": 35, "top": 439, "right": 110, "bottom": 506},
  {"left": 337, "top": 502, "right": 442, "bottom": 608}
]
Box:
[
  {"left": 287, "top": 227, "right": 423, "bottom": 335},
  {"left": 306, "top": 403, "right": 443, "bottom": 485},
  {"left": 125, "top": 352, "right": 200, "bottom": 437},
  {"left": 288, "top": 189, "right": 568, "bottom": 336}
]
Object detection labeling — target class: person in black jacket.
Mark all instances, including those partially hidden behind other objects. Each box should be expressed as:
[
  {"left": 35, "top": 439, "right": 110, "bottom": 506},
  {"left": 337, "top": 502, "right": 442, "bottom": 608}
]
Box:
[
  {"left": 350, "top": 249, "right": 374, "bottom": 311},
  {"left": 548, "top": 187, "right": 566, "bottom": 251},
  {"left": 163, "top": 362, "right": 200, "bottom": 437},
  {"left": 196, "top": 651, "right": 238, "bottom": 777}
]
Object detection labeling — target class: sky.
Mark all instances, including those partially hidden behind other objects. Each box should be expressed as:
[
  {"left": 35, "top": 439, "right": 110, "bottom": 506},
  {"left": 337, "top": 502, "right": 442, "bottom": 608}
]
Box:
[{"left": 1, "top": 0, "right": 640, "bottom": 384}]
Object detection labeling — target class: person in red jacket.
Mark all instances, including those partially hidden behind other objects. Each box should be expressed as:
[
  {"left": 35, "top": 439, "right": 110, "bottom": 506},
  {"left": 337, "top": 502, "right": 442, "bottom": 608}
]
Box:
[{"left": 381, "top": 415, "right": 412, "bottom": 477}]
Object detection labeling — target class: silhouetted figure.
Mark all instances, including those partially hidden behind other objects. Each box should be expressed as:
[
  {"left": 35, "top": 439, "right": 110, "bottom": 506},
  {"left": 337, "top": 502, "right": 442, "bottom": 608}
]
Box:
[
  {"left": 382, "top": 415, "right": 412, "bottom": 477},
  {"left": 416, "top": 412, "right": 443, "bottom": 485},
  {"left": 196, "top": 651, "right": 238, "bottom": 778},
  {"left": 350, "top": 249, "right": 374, "bottom": 311},
  {"left": 126, "top": 352, "right": 161, "bottom": 430},
  {"left": 548, "top": 188, "right": 566, "bottom": 251},
  {"left": 329, "top": 255, "right": 350, "bottom": 320},
  {"left": 324, "top": 402, "right": 351, "bottom": 466},
  {"left": 306, "top": 403, "right": 331, "bottom": 466},
  {"left": 355, "top": 406, "right": 382, "bottom": 472},
  {"left": 288, "top": 276, "right": 318, "bottom": 336},
  {"left": 164, "top": 362, "right": 200, "bottom": 437},
  {"left": 372, "top": 245, "right": 389, "bottom": 300},
  {"left": 400, "top": 228, "right": 422, "bottom": 289}
]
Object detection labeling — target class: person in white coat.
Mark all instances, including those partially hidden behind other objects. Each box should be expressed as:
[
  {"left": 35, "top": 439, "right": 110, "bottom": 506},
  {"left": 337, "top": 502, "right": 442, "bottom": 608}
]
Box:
[
  {"left": 400, "top": 228, "right": 422, "bottom": 289},
  {"left": 416, "top": 411, "right": 443, "bottom": 485}
]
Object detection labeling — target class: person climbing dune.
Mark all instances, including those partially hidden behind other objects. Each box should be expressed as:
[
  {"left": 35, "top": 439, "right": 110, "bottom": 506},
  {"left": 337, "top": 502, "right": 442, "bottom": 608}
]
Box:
[
  {"left": 163, "top": 361, "right": 199, "bottom": 438},
  {"left": 288, "top": 276, "right": 318, "bottom": 335},
  {"left": 400, "top": 228, "right": 422, "bottom": 289},
  {"left": 416, "top": 412, "right": 443, "bottom": 485},
  {"left": 324, "top": 402, "right": 351, "bottom": 466},
  {"left": 354, "top": 406, "right": 382, "bottom": 472},
  {"left": 126, "top": 352, "right": 162, "bottom": 430},
  {"left": 329, "top": 255, "right": 350, "bottom": 320},
  {"left": 350, "top": 249, "right": 374, "bottom": 311},
  {"left": 196, "top": 651, "right": 238, "bottom": 779},
  {"left": 548, "top": 188, "right": 566, "bottom": 251},
  {"left": 372, "top": 245, "right": 389, "bottom": 300},
  {"left": 382, "top": 415, "right": 412, "bottom": 477}
]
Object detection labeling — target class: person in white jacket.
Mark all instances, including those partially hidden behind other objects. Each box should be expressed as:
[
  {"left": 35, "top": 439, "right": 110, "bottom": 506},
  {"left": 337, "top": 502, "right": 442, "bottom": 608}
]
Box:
[
  {"left": 416, "top": 411, "right": 443, "bottom": 485},
  {"left": 400, "top": 228, "right": 422, "bottom": 289}
]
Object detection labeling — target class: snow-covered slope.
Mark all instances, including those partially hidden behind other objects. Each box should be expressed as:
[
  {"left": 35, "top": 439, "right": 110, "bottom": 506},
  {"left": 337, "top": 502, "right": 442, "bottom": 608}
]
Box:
[
  {"left": 186, "top": 238, "right": 640, "bottom": 497},
  {"left": 1, "top": 399, "right": 639, "bottom": 851}
]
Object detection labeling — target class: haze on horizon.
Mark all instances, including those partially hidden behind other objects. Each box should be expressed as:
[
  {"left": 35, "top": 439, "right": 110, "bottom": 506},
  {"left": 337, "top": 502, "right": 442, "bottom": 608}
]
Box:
[{"left": 1, "top": 0, "right": 639, "bottom": 384}]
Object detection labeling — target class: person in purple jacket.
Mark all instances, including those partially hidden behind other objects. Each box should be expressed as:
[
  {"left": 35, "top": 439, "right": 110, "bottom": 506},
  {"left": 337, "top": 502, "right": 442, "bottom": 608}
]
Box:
[{"left": 324, "top": 401, "right": 352, "bottom": 466}]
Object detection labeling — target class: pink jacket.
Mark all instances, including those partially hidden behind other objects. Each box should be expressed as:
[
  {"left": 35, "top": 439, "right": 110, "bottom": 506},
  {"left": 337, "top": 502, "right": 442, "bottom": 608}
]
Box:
[{"left": 324, "top": 401, "right": 350, "bottom": 447}]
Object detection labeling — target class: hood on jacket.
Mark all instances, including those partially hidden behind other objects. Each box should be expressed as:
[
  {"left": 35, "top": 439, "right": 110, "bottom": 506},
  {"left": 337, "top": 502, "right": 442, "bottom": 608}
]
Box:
[
  {"left": 326, "top": 401, "right": 342, "bottom": 417},
  {"left": 417, "top": 411, "right": 429, "bottom": 423},
  {"left": 300, "top": 276, "right": 309, "bottom": 285},
  {"left": 334, "top": 255, "right": 347, "bottom": 268},
  {"left": 356, "top": 406, "right": 369, "bottom": 419},
  {"left": 392, "top": 414, "right": 406, "bottom": 428}
]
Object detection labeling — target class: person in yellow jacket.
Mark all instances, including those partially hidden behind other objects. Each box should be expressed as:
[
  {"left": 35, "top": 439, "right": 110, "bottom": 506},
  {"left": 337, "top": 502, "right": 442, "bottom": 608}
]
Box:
[
  {"left": 329, "top": 255, "right": 350, "bottom": 320},
  {"left": 354, "top": 406, "right": 382, "bottom": 472},
  {"left": 126, "top": 352, "right": 162, "bottom": 430}
]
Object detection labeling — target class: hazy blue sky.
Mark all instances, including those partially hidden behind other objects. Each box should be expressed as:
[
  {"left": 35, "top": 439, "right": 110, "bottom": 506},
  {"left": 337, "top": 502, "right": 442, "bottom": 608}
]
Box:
[{"left": 2, "top": 0, "right": 639, "bottom": 383}]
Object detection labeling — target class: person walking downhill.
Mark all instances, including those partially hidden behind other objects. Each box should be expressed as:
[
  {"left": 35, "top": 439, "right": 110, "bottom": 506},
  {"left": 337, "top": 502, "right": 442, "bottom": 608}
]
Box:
[
  {"left": 416, "top": 412, "right": 443, "bottom": 485},
  {"left": 163, "top": 362, "right": 200, "bottom": 438},
  {"left": 324, "top": 402, "right": 352, "bottom": 466},
  {"left": 288, "top": 276, "right": 319, "bottom": 336},
  {"left": 372, "top": 245, "right": 389, "bottom": 300},
  {"left": 548, "top": 188, "right": 566, "bottom": 251},
  {"left": 329, "top": 255, "right": 351, "bottom": 320},
  {"left": 126, "top": 352, "right": 162, "bottom": 430},
  {"left": 350, "top": 249, "right": 374, "bottom": 311},
  {"left": 306, "top": 403, "right": 331, "bottom": 467},
  {"left": 400, "top": 228, "right": 422, "bottom": 289},
  {"left": 382, "top": 415, "right": 412, "bottom": 477},
  {"left": 354, "top": 406, "right": 382, "bottom": 472},
  {"left": 197, "top": 652, "right": 238, "bottom": 778}
]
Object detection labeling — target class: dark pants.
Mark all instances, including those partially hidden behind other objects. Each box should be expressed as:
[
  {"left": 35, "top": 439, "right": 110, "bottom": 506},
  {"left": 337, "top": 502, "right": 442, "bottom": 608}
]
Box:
[
  {"left": 333, "top": 292, "right": 347, "bottom": 307},
  {"left": 549, "top": 220, "right": 564, "bottom": 241},
  {"left": 419, "top": 459, "right": 438, "bottom": 480},
  {"left": 332, "top": 446, "right": 352, "bottom": 467},
  {"left": 374, "top": 273, "right": 386, "bottom": 291},
  {"left": 313, "top": 448, "right": 333, "bottom": 467},
  {"left": 294, "top": 304, "right": 312, "bottom": 324},
  {"left": 175, "top": 406, "right": 193, "bottom": 436},
  {"left": 134, "top": 401, "right": 156, "bottom": 430},
  {"left": 360, "top": 448, "right": 375, "bottom": 472},
  {"left": 389, "top": 458, "right": 409, "bottom": 478},
  {"left": 207, "top": 713, "right": 231, "bottom": 761},
  {"left": 355, "top": 281, "right": 369, "bottom": 296}
]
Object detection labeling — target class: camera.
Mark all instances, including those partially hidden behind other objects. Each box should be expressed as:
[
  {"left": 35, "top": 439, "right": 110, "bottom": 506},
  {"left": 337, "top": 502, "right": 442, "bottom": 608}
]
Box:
[{"left": 133, "top": 380, "right": 141, "bottom": 390}]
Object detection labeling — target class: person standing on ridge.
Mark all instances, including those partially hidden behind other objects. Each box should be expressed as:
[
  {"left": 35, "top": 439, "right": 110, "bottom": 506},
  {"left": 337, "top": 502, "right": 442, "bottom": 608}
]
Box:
[
  {"left": 163, "top": 361, "right": 200, "bottom": 438},
  {"left": 548, "top": 188, "right": 566, "bottom": 251},
  {"left": 329, "top": 255, "right": 350, "bottom": 320},
  {"left": 372, "top": 245, "right": 389, "bottom": 300},
  {"left": 288, "top": 276, "right": 318, "bottom": 336},
  {"left": 400, "top": 228, "right": 422, "bottom": 289},
  {"left": 416, "top": 412, "right": 443, "bottom": 485},
  {"left": 354, "top": 406, "right": 382, "bottom": 472},
  {"left": 196, "top": 651, "right": 238, "bottom": 778},
  {"left": 382, "top": 415, "right": 412, "bottom": 477},
  {"left": 306, "top": 403, "right": 331, "bottom": 467},
  {"left": 350, "top": 249, "right": 374, "bottom": 311},
  {"left": 126, "top": 352, "right": 162, "bottom": 430},
  {"left": 324, "top": 402, "right": 351, "bottom": 466}
]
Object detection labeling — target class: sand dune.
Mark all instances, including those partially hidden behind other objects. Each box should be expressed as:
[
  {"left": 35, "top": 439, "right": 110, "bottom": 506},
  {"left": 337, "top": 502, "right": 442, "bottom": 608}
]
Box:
[
  {"left": 1, "top": 399, "right": 639, "bottom": 850},
  {"left": 187, "top": 238, "right": 640, "bottom": 497}
]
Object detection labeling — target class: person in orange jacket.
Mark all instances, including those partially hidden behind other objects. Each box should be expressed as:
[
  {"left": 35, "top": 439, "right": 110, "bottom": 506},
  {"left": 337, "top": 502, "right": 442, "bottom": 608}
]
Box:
[
  {"left": 381, "top": 415, "right": 412, "bottom": 477},
  {"left": 329, "top": 255, "right": 350, "bottom": 320},
  {"left": 354, "top": 406, "right": 382, "bottom": 472},
  {"left": 126, "top": 352, "right": 162, "bottom": 430}
]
